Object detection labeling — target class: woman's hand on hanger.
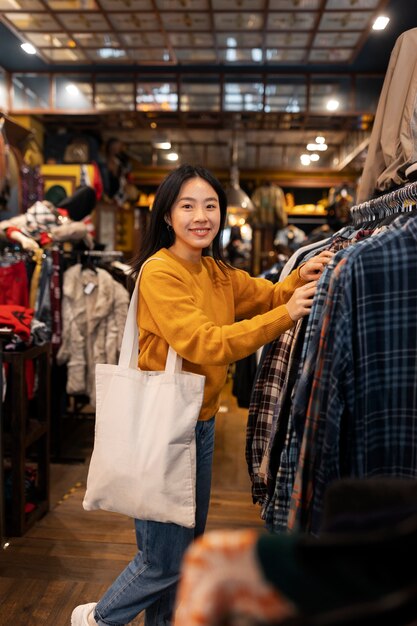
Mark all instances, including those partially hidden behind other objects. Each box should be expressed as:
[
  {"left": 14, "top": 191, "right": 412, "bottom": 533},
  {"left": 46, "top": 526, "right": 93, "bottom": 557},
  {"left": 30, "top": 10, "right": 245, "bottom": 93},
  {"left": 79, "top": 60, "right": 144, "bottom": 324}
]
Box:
[
  {"left": 285, "top": 281, "right": 318, "bottom": 322},
  {"left": 299, "top": 250, "right": 334, "bottom": 281}
]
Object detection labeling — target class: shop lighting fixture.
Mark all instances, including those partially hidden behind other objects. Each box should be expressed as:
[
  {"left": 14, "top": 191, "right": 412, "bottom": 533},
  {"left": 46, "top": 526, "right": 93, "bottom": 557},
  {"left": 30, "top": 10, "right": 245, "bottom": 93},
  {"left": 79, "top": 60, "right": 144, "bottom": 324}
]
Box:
[
  {"left": 326, "top": 99, "right": 340, "bottom": 111},
  {"left": 153, "top": 139, "right": 171, "bottom": 149},
  {"left": 373, "top": 16, "right": 390, "bottom": 30},
  {"left": 315, "top": 136, "right": 325, "bottom": 144},
  {"left": 307, "top": 143, "right": 327, "bottom": 151},
  {"left": 65, "top": 83, "right": 80, "bottom": 96},
  {"left": 166, "top": 152, "right": 179, "bottom": 161},
  {"left": 300, "top": 154, "right": 311, "bottom": 166},
  {"left": 309, "top": 153, "right": 320, "bottom": 162},
  {"left": 226, "top": 137, "right": 255, "bottom": 217},
  {"left": 21, "top": 42, "right": 36, "bottom": 55}
]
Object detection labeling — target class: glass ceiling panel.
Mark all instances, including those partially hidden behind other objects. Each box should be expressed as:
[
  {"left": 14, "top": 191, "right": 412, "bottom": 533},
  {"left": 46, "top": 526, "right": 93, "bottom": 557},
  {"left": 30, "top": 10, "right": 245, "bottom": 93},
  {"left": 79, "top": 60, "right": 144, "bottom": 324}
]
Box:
[
  {"left": 25, "top": 32, "right": 70, "bottom": 47},
  {"left": 213, "top": 12, "right": 264, "bottom": 31},
  {"left": 47, "top": 0, "right": 98, "bottom": 8},
  {"left": 267, "top": 12, "right": 317, "bottom": 29},
  {"left": 4, "top": 12, "right": 60, "bottom": 30},
  {"left": 0, "top": 0, "right": 42, "bottom": 8},
  {"left": 100, "top": 0, "right": 153, "bottom": 9},
  {"left": 269, "top": 0, "right": 321, "bottom": 8},
  {"left": 319, "top": 11, "right": 373, "bottom": 30},
  {"left": 325, "top": 0, "right": 379, "bottom": 8},
  {"left": 42, "top": 48, "right": 87, "bottom": 62}
]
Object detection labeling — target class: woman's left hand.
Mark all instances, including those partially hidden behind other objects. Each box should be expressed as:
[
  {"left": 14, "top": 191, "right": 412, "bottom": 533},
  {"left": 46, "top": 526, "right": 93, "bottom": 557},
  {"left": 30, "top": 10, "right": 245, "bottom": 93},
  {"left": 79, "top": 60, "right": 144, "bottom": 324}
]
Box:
[{"left": 299, "top": 250, "right": 334, "bottom": 281}]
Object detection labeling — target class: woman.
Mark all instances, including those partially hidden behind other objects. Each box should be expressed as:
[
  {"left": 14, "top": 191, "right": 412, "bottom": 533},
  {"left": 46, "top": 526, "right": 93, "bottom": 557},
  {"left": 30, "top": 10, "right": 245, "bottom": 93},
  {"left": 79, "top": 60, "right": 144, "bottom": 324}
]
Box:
[{"left": 72, "top": 164, "right": 332, "bottom": 626}]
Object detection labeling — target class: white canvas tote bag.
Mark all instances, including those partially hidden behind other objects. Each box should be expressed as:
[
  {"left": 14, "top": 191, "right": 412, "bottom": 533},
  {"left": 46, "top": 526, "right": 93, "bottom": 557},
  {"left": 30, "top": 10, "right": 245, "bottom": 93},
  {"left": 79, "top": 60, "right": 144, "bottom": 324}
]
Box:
[{"left": 83, "top": 258, "right": 205, "bottom": 528}]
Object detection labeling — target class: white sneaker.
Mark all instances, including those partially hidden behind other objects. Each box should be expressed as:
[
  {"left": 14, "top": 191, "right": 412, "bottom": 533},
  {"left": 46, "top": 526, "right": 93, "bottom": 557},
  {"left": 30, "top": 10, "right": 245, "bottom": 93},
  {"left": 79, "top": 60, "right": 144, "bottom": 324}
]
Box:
[{"left": 71, "top": 602, "right": 97, "bottom": 626}]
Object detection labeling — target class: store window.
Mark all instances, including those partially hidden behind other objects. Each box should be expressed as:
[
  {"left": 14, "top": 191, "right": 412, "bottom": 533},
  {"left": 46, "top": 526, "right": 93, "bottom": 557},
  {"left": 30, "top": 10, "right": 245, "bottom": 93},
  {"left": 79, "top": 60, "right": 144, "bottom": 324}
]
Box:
[
  {"left": 0, "top": 70, "right": 7, "bottom": 110},
  {"left": 224, "top": 76, "right": 264, "bottom": 112},
  {"left": 180, "top": 76, "right": 220, "bottom": 111},
  {"left": 95, "top": 75, "right": 135, "bottom": 111},
  {"left": 11, "top": 74, "right": 50, "bottom": 110},
  {"left": 265, "top": 76, "right": 307, "bottom": 112},
  {"left": 54, "top": 75, "right": 93, "bottom": 110},
  {"left": 136, "top": 80, "right": 178, "bottom": 112},
  {"left": 310, "top": 75, "right": 352, "bottom": 113}
]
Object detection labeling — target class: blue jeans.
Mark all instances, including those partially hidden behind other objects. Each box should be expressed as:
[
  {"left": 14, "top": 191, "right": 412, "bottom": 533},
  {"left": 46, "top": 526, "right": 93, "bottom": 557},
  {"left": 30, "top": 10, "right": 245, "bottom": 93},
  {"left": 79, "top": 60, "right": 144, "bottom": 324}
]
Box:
[{"left": 94, "top": 417, "right": 215, "bottom": 626}]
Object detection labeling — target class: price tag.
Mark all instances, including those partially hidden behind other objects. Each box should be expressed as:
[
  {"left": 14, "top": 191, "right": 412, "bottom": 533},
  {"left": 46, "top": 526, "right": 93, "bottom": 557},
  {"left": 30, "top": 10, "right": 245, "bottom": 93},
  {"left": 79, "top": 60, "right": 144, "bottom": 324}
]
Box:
[{"left": 84, "top": 282, "right": 96, "bottom": 295}]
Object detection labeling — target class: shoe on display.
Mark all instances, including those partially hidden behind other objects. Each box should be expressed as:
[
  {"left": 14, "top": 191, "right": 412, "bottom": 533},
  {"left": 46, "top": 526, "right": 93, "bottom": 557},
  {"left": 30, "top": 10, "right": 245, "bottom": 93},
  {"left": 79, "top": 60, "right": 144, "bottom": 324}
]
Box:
[{"left": 71, "top": 602, "right": 97, "bottom": 626}]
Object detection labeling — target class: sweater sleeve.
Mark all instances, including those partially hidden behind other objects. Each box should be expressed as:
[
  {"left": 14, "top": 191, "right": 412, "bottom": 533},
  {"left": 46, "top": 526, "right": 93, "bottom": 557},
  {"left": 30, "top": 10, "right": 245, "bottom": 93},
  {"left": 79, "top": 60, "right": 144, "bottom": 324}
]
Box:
[
  {"left": 231, "top": 266, "right": 307, "bottom": 320},
  {"left": 139, "top": 264, "right": 300, "bottom": 366}
]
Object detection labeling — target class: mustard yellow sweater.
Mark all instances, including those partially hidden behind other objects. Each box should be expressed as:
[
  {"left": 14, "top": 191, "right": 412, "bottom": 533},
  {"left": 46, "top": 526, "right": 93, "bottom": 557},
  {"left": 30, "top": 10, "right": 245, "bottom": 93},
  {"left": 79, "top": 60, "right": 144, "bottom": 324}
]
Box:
[{"left": 138, "top": 248, "right": 306, "bottom": 421}]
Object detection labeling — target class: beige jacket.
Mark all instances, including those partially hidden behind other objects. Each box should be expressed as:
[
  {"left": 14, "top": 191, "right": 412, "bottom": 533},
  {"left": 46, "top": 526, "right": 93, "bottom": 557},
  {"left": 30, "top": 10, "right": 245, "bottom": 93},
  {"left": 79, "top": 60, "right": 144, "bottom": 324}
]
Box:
[
  {"left": 357, "top": 28, "right": 417, "bottom": 203},
  {"left": 57, "top": 264, "right": 129, "bottom": 406}
]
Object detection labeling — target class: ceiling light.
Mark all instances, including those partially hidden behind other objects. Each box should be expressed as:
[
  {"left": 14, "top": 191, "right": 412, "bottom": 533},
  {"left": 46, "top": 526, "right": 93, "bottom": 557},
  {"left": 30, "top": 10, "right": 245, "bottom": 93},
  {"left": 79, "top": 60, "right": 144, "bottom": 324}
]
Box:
[
  {"left": 326, "top": 99, "right": 340, "bottom": 111},
  {"left": 166, "top": 152, "right": 179, "bottom": 161},
  {"left": 65, "top": 83, "right": 80, "bottom": 96},
  {"left": 372, "top": 15, "right": 390, "bottom": 30},
  {"left": 153, "top": 137, "right": 171, "bottom": 149},
  {"left": 300, "top": 154, "right": 311, "bottom": 165},
  {"left": 21, "top": 42, "right": 36, "bottom": 55},
  {"left": 315, "top": 136, "right": 325, "bottom": 144},
  {"left": 226, "top": 137, "right": 255, "bottom": 217},
  {"left": 307, "top": 143, "right": 327, "bottom": 151},
  {"left": 310, "top": 153, "right": 320, "bottom": 162}
]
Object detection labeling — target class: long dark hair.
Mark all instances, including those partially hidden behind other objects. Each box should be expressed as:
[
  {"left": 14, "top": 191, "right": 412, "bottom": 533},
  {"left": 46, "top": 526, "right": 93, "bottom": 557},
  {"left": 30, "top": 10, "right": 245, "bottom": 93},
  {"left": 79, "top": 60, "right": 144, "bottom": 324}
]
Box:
[{"left": 131, "top": 164, "right": 231, "bottom": 277}]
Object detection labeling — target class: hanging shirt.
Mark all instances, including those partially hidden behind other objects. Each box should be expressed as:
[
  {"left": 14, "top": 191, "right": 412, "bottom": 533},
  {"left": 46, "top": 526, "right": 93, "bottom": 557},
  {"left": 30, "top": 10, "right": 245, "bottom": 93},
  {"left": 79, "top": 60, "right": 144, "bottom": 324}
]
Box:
[{"left": 289, "top": 215, "right": 417, "bottom": 534}]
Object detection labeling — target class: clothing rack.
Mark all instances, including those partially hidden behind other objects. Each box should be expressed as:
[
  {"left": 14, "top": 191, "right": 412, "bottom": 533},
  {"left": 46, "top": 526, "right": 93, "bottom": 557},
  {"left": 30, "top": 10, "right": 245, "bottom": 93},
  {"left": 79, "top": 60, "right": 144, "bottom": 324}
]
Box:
[{"left": 350, "top": 181, "right": 417, "bottom": 226}]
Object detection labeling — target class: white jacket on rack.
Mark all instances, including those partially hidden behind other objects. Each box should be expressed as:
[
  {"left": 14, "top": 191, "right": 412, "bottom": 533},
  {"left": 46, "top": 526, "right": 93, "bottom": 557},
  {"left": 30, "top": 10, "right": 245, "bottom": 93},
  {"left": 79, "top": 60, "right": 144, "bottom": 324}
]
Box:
[{"left": 57, "top": 264, "right": 130, "bottom": 406}]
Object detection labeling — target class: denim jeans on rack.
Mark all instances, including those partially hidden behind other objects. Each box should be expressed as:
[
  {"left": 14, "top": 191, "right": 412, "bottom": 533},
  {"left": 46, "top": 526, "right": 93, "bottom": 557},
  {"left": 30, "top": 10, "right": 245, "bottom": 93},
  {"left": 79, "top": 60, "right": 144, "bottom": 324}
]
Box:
[{"left": 94, "top": 416, "right": 215, "bottom": 626}]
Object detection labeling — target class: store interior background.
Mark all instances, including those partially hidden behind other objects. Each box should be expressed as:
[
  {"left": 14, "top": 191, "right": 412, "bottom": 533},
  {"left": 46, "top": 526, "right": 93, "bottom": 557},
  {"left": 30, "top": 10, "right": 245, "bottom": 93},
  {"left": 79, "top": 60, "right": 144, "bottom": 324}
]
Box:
[
  {"left": 1, "top": 0, "right": 417, "bottom": 276},
  {"left": 2, "top": 3, "right": 417, "bottom": 621}
]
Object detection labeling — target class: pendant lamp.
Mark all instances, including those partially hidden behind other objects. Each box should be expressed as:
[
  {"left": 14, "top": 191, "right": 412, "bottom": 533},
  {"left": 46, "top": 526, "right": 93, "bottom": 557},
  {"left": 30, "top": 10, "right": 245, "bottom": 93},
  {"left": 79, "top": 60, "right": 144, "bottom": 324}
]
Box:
[{"left": 226, "top": 136, "right": 255, "bottom": 217}]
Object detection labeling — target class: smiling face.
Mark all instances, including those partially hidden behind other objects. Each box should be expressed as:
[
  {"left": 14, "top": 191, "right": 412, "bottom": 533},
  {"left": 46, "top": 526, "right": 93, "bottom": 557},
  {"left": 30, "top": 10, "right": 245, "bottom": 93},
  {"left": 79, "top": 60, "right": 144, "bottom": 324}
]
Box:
[{"left": 167, "top": 176, "right": 221, "bottom": 263}]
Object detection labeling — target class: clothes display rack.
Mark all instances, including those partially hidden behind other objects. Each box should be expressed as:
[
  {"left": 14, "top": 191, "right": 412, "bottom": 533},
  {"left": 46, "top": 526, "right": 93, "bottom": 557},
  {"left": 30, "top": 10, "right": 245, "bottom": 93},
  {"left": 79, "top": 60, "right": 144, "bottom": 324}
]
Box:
[
  {"left": 0, "top": 326, "right": 14, "bottom": 548},
  {"left": 350, "top": 180, "right": 417, "bottom": 226}
]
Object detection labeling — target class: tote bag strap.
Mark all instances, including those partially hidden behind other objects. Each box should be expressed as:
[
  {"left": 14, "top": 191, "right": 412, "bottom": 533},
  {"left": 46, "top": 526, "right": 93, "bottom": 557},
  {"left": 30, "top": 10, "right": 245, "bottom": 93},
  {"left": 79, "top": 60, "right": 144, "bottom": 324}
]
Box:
[{"left": 118, "top": 257, "right": 183, "bottom": 373}]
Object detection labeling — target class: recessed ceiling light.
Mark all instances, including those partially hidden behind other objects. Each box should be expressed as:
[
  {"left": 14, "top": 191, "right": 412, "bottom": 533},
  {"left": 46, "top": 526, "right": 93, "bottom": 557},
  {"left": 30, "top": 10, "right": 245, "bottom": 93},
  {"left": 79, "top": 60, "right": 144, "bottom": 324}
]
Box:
[
  {"left": 166, "top": 152, "right": 179, "bottom": 161},
  {"left": 300, "top": 154, "right": 311, "bottom": 165},
  {"left": 21, "top": 42, "right": 36, "bottom": 55},
  {"left": 373, "top": 16, "right": 390, "bottom": 31},
  {"left": 315, "top": 136, "right": 325, "bottom": 144},
  {"left": 310, "top": 153, "right": 320, "bottom": 162}
]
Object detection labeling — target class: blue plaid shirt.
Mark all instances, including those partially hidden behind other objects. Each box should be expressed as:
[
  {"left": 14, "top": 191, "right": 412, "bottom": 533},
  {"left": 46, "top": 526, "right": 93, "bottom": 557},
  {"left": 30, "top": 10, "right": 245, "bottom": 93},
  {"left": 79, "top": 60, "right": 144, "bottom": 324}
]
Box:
[{"left": 290, "top": 215, "right": 417, "bottom": 534}]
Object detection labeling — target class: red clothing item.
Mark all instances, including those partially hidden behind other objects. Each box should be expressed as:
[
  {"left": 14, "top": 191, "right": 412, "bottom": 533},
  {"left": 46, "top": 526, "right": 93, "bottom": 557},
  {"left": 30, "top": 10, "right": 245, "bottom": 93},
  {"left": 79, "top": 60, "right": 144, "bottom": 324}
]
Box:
[
  {"left": 0, "top": 305, "right": 34, "bottom": 342},
  {"left": 0, "top": 261, "right": 29, "bottom": 307}
]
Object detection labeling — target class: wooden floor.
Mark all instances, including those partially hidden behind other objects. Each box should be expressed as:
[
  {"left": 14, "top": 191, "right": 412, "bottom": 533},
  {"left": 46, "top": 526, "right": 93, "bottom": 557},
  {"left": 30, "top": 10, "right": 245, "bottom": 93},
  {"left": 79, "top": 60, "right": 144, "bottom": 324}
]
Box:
[{"left": 0, "top": 380, "right": 264, "bottom": 626}]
